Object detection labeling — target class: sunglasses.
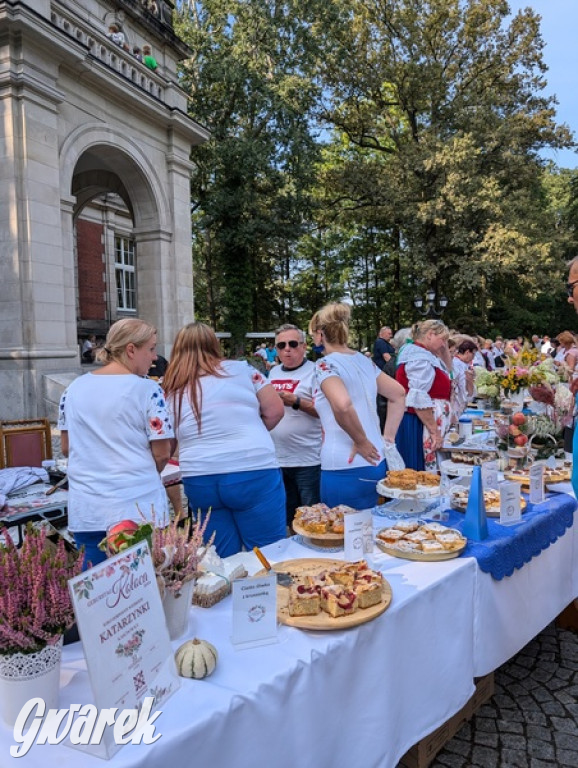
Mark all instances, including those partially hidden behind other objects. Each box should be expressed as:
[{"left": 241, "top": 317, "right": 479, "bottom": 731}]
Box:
[
  {"left": 567, "top": 280, "right": 578, "bottom": 297},
  {"left": 276, "top": 340, "right": 300, "bottom": 350}
]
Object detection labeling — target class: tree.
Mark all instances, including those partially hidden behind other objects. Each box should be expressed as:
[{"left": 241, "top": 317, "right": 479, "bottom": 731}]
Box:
[
  {"left": 175, "top": 0, "right": 322, "bottom": 349},
  {"left": 313, "top": 0, "right": 574, "bottom": 330}
]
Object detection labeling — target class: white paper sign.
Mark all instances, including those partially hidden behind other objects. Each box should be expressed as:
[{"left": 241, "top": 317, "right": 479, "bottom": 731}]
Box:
[
  {"left": 500, "top": 481, "right": 522, "bottom": 526},
  {"left": 481, "top": 460, "right": 499, "bottom": 491},
  {"left": 68, "top": 543, "right": 179, "bottom": 759},
  {"left": 529, "top": 463, "right": 545, "bottom": 504},
  {"left": 344, "top": 508, "right": 373, "bottom": 560},
  {"left": 232, "top": 574, "right": 278, "bottom": 648}
]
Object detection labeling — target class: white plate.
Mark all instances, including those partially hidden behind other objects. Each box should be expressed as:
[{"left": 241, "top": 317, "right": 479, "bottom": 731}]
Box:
[
  {"left": 439, "top": 460, "right": 475, "bottom": 477},
  {"left": 376, "top": 480, "right": 440, "bottom": 499},
  {"left": 377, "top": 498, "right": 434, "bottom": 517}
]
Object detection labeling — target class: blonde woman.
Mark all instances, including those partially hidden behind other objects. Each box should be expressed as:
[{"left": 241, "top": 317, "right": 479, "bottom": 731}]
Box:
[
  {"left": 395, "top": 319, "right": 452, "bottom": 471},
  {"left": 309, "top": 303, "right": 405, "bottom": 509},
  {"left": 162, "top": 323, "right": 286, "bottom": 557},
  {"left": 58, "top": 318, "right": 174, "bottom": 567},
  {"left": 554, "top": 331, "right": 578, "bottom": 379}
]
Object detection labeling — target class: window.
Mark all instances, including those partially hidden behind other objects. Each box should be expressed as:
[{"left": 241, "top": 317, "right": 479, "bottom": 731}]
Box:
[{"left": 115, "top": 236, "right": 136, "bottom": 311}]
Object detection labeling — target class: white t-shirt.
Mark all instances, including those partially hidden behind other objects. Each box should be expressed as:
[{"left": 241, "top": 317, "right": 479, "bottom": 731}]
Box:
[
  {"left": 169, "top": 360, "right": 279, "bottom": 476},
  {"left": 269, "top": 360, "right": 322, "bottom": 467},
  {"left": 58, "top": 373, "right": 173, "bottom": 531},
  {"left": 313, "top": 352, "right": 384, "bottom": 471}
]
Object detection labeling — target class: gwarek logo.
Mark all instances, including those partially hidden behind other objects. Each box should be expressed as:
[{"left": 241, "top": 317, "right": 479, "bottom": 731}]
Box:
[{"left": 10, "top": 696, "right": 162, "bottom": 758}]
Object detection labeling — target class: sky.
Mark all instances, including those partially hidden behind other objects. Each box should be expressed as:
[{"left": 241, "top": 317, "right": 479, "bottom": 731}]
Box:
[{"left": 507, "top": 0, "right": 578, "bottom": 168}]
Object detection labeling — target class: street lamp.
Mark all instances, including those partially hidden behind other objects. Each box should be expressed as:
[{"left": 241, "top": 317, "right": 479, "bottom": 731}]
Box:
[{"left": 414, "top": 287, "right": 448, "bottom": 318}]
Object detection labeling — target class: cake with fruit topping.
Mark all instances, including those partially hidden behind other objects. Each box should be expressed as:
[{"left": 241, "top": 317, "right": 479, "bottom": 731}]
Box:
[
  {"left": 288, "top": 584, "right": 321, "bottom": 617},
  {"left": 320, "top": 585, "right": 358, "bottom": 618}
]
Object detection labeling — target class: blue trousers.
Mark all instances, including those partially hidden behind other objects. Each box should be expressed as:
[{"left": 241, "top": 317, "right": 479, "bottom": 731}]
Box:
[
  {"left": 282, "top": 464, "right": 321, "bottom": 525},
  {"left": 320, "top": 460, "right": 386, "bottom": 510},
  {"left": 183, "top": 468, "right": 287, "bottom": 557},
  {"left": 73, "top": 530, "right": 108, "bottom": 571}
]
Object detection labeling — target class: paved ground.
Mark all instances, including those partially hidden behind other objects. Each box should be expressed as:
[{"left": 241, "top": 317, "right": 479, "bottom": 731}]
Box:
[{"left": 430, "top": 622, "right": 578, "bottom": 768}]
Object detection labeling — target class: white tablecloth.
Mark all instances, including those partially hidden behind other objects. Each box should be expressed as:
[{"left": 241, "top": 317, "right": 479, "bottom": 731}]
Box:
[
  {"left": 473, "top": 516, "right": 578, "bottom": 675},
  {"left": 1, "top": 536, "right": 477, "bottom": 768}
]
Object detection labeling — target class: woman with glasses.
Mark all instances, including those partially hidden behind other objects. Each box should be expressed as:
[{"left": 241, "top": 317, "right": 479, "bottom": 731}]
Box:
[
  {"left": 308, "top": 303, "right": 406, "bottom": 510},
  {"left": 269, "top": 324, "right": 322, "bottom": 526},
  {"left": 162, "top": 322, "right": 286, "bottom": 557},
  {"left": 395, "top": 319, "right": 453, "bottom": 471}
]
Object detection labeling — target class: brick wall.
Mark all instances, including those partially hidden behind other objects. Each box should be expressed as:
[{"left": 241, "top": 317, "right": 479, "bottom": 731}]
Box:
[{"left": 77, "top": 218, "right": 106, "bottom": 323}]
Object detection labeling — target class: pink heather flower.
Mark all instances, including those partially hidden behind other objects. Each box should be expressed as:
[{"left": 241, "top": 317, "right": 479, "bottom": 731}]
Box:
[{"left": 0, "top": 526, "right": 84, "bottom": 654}]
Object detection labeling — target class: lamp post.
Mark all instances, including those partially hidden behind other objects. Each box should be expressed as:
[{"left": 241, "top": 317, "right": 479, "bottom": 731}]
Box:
[{"left": 414, "top": 287, "right": 448, "bottom": 318}]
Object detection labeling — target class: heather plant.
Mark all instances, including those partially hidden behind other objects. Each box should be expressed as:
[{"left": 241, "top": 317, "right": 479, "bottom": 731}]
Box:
[
  {"left": 152, "top": 511, "right": 214, "bottom": 596},
  {"left": 0, "top": 525, "right": 84, "bottom": 655}
]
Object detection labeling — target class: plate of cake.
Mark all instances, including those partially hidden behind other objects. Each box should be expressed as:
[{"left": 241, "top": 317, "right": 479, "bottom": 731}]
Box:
[
  {"left": 450, "top": 488, "right": 527, "bottom": 518},
  {"left": 375, "top": 522, "right": 467, "bottom": 561},
  {"left": 292, "top": 503, "right": 352, "bottom": 545},
  {"left": 377, "top": 469, "right": 441, "bottom": 499},
  {"left": 503, "top": 466, "right": 571, "bottom": 488},
  {"left": 256, "top": 558, "right": 392, "bottom": 630}
]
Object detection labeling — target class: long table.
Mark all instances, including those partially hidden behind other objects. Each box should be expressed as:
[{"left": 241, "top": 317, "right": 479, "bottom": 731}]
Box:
[{"left": 2, "top": 494, "right": 577, "bottom": 768}]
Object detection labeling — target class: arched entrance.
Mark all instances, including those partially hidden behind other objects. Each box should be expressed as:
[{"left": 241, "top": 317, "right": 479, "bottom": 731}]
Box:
[{"left": 60, "top": 128, "right": 183, "bottom": 363}]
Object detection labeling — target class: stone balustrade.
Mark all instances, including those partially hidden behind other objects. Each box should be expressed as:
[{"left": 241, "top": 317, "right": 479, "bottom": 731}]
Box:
[{"left": 50, "top": 7, "right": 165, "bottom": 101}]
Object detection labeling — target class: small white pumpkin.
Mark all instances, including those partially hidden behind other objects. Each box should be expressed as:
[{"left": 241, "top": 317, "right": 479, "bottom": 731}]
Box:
[{"left": 175, "top": 638, "right": 218, "bottom": 679}]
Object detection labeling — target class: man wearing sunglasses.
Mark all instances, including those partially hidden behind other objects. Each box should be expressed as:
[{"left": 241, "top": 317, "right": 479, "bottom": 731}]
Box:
[{"left": 269, "top": 324, "right": 322, "bottom": 527}]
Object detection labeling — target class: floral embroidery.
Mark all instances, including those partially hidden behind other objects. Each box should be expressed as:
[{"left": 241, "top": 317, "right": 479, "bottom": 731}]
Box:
[{"left": 149, "top": 417, "right": 163, "bottom": 433}]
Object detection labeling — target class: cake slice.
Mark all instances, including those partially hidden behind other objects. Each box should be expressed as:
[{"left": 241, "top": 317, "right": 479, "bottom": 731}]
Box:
[
  {"left": 288, "top": 584, "right": 321, "bottom": 617},
  {"left": 320, "top": 585, "right": 358, "bottom": 618}
]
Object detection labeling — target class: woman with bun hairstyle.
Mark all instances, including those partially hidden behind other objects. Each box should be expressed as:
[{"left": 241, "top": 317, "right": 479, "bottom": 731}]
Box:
[
  {"left": 58, "top": 318, "right": 174, "bottom": 567},
  {"left": 162, "top": 322, "right": 286, "bottom": 557},
  {"left": 395, "top": 319, "right": 452, "bottom": 471},
  {"left": 308, "top": 303, "right": 406, "bottom": 509}
]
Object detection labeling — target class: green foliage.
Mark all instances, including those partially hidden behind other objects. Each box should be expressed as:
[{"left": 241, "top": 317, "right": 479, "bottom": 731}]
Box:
[{"left": 175, "top": 0, "right": 577, "bottom": 343}]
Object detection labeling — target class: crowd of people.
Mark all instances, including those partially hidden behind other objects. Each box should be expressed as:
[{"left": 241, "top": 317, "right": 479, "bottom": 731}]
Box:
[{"left": 61, "top": 308, "right": 578, "bottom": 567}]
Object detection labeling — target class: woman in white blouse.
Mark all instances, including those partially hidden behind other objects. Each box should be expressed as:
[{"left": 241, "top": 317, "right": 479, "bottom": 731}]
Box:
[
  {"left": 163, "top": 323, "right": 286, "bottom": 557},
  {"left": 395, "top": 320, "right": 452, "bottom": 471},
  {"left": 309, "top": 303, "right": 405, "bottom": 509}
]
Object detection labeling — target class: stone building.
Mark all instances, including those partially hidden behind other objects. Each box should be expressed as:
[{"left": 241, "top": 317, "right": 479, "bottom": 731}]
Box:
[{"left": 0, "top": 0, "right": 209, "bottom": 419}]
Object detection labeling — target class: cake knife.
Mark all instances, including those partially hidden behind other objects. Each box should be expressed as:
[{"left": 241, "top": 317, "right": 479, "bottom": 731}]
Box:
[{"left": 252, "top": 547, "right": 293, "bottom": 587}]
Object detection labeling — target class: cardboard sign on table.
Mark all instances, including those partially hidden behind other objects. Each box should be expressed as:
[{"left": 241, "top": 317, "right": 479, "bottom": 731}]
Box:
[
  {"left": 232, "top": 573, "right": 278, "bottom": 648},
  {"left": 344, "top": 507, "right": 373, "bottom": 560},
  {"left": 529, "top": 463, "right": 545, "bottom": 505},
  {"left": 481, "top": 460, "right": 499, "bottom": 491},
  {"left": 499, "top": 481, "right": 522, "bottom": 526},
  {"left": 68, "top": 543, "right": 178, "bottom": 759}
]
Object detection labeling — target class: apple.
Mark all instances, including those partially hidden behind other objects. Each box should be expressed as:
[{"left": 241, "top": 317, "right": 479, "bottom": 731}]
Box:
[
  {"left": 508, "top": 425, "right": 521, "bottom": 437},
  {"left": 514, "top": 434, "right": 528, "bottom": 447},
  {"left": 511, "top": 412, "right": 526, "bottom": 426}
]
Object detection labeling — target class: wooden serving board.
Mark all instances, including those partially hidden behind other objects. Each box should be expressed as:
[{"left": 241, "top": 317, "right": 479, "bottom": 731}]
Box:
[
  {"left": 375, "top": 539, "right": 466, "bottom": 561},
  {"left": 452, "top": 498, "right": 527, "bottom": 518},
  {"left": 504, "top": 469, "right": 571, "bottom": 488},
  {"left": 291, "top": 520, "right": 344, "bottom": 548},
  {"left": 255, "top": 558, "right": 392, "bottom": 631}
]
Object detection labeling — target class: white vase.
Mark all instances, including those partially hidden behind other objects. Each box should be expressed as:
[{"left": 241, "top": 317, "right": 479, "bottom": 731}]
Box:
[
  {"left": 162, "top": 577, "right": 195, "bottom": 640},
  {"left": 0, "top": 637, "right": 63, "bottom": 726}
]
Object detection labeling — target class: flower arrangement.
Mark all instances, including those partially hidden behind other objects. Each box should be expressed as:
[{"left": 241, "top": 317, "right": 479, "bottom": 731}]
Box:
[
  {"left": 0, "top": 525, "right": 84, "bottom": 655},
  {"left": 152, "top": 512, "right": 214, "bottom": 596},
  {"left": 475, "top": 358, "right": 559, "bottom": 399}
]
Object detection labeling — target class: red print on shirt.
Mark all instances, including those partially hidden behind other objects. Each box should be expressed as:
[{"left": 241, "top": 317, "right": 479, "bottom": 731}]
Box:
[{"left": 271, "top": 379, "right": 299, "bottom": 393}]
